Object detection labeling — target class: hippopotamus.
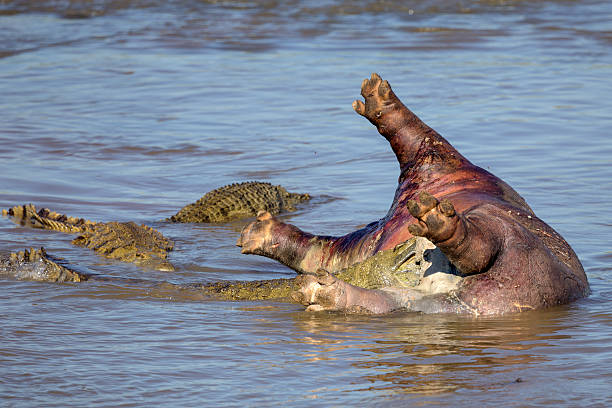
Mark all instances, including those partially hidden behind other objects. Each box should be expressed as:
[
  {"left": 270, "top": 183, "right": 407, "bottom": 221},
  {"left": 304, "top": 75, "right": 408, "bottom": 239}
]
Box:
[{"left": 237, "top": 73, "right": 590, "bottom": 315}]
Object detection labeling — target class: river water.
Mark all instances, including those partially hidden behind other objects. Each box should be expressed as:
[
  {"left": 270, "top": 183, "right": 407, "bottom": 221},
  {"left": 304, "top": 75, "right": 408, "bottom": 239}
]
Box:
[{"left": 1, "top": 0, "right": 611, "bottom": 406}]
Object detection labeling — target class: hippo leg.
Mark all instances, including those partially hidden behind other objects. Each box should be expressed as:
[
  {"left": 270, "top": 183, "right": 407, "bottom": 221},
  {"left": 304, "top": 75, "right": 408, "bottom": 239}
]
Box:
[
  {"left": 292, "top": 269, "right": 401, "bottom": 313},
  {"left": 352, "top": 73, "right": 446, "bottom": 169},
  {"left": 236, "top": 74, "right": 475, "bottom": 274},
  {"left": 237, "top": 211, "right": 323, "bottom": 273},
  {"left": 292, "top": 268, "right": 467, "bottom": 314},
  {"left": 236, "top": 211, "right": 277, "bottom": 256}
]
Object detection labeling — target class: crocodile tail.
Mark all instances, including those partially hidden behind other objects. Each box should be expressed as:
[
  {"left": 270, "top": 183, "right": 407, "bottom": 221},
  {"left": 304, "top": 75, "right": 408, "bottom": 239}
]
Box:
[{"left": 3, "top": 204, "right": 93, "bottom": 233}]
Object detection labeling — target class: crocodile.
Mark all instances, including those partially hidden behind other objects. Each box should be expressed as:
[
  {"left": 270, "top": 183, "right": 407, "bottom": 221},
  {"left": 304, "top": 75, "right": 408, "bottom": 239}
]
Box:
[
  {"left": 0, "top": 247, "right": 89, "bottom": 283},
  {"left": 3, "top": 204, "right": 175, "bottom": 271},
  {"left": 168, "top": 181, "right": 310, "bottom": 223},
  {"left": 3, "top": 181, "right": 310, "bottom": 271},
  {"left": 0, "top": 245, "right": 298, "bottom": 298}
]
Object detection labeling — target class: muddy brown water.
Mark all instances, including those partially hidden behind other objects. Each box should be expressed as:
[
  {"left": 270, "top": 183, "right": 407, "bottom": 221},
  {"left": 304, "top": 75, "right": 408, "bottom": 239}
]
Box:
[{"left": 1, "top": 0, "right": 611, "bottom": 406}]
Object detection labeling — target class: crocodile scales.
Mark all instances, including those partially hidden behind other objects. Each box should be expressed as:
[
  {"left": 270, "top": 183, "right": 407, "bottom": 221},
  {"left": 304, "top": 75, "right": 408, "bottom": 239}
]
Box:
[{"left": 169, "top": 181, "right": 310, "bottom": 223}]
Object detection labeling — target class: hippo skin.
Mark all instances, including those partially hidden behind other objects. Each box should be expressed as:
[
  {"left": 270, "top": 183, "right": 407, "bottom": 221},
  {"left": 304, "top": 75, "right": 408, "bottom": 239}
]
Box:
[{"left": 237, "top": 73, "right": 590, "bottom": 315}]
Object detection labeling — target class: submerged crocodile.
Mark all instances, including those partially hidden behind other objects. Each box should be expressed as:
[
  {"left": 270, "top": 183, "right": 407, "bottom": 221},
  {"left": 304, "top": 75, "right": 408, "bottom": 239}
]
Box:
[
  {"left": 0, "top": 247, "right": 88, "bottom": 283},
  {"left": 1, "top": 236, "right": 456, "bottom": 304},
  {"left": 3, "top": 181, "right": 310, "bottom": 271},
  {"left": 168, "top": 181, "right": 310, "bottom": 223},
  {"left": 0, "top": 245, "right": 297, "bottom": 298}
]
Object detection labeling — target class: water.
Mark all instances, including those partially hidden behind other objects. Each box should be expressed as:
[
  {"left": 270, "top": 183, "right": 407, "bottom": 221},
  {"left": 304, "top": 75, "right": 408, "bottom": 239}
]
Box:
[{"left": 1, "top": 0, "right": 611, "bottom": 406}]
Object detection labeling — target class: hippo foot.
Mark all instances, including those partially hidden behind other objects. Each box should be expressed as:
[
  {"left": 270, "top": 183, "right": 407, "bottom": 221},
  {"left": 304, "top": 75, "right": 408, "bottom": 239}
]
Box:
[
  {"left": 407, "top": 191, "right": 458, "bottom": 243},
  {"left": 292, "top": 269, "right": 398, "bottom": 314},
  {"left": 292, "top": 269, "right": 353, "bottom": 312},
  {"left": 236, "top": 211, "right": 279, "bottom": 255},
  {"left": 352, "top": 73, "right": 403, "bottom": 131}
]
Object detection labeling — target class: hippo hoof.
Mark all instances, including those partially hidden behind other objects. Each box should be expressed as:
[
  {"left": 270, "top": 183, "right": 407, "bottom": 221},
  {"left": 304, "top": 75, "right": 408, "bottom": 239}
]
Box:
[
  {"left": 352, "top": 73, "right": 398, "bottom": 125},
  {"left": 292, "top": 269, "right": 347, "bottom": 312},
  {"left": 236, "top": 211, "right": 276, "bottom": 255},
  {"left": 407, "top": 191, "right": 458, "bottom": 243}
]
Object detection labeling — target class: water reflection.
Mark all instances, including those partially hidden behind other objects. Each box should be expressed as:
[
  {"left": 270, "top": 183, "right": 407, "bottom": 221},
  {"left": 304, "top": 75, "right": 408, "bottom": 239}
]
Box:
[
  {"left": 289, "top": 308, "right": 574, "bottom": 396},
  {"left": 30, "top": 272, "right": 580, "bottom": 398}
]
